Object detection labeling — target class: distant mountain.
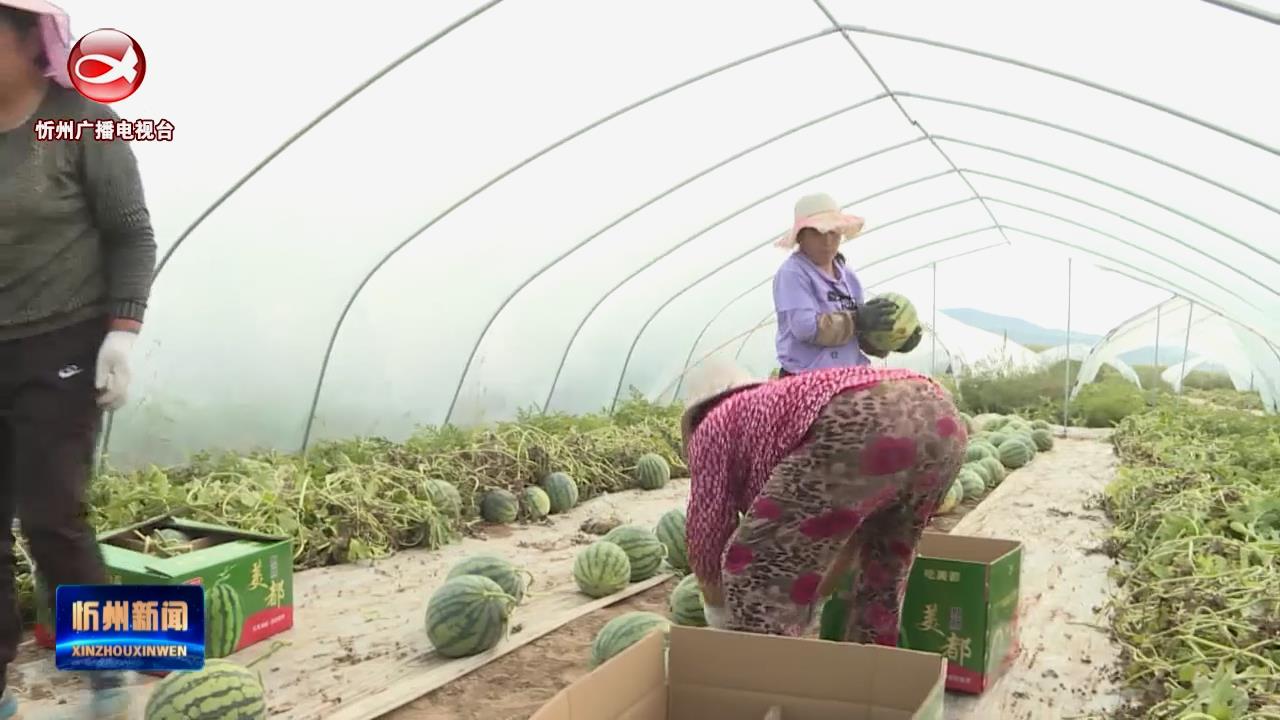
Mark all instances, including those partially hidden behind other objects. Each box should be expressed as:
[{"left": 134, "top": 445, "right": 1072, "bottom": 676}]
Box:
[{"left": 940, "top": 308, "right": 1189, "bottom": 367}]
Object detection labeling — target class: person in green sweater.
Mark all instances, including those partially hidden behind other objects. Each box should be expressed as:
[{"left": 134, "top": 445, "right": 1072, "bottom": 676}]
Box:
[{"left": 0, "top": 2, "right": 155, "bottom": 717}]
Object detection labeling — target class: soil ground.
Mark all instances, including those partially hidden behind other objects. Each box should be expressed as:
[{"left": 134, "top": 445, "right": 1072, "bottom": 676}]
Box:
[{"left": 386, "top": 427, "right": 1123, "bottom": 720}]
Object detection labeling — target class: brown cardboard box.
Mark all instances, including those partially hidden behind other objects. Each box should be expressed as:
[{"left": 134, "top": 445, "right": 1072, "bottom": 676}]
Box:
[{"left": 531, "top": 625, "right": 946, "bottom": 720}]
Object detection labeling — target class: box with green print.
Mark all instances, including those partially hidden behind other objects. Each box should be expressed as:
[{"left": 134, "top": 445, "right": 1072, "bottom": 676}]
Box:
[
  {"left": 898, "top": 532, "right": 1022, "bottom": 695},
  {"left": 33, "top": 515, "right": 294, "bottom": 657}
]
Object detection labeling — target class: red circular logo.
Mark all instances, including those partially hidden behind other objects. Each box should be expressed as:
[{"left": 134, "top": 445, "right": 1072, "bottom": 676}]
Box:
[{"left": 67, "top": 29, "right": 147, "bottom": 103}]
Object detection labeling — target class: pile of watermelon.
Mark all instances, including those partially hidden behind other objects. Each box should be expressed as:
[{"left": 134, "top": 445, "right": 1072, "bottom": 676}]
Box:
[
  {"left": 578, "top": 505, "right": 721, "bottom": 667},
  {"left": 425, "top": 553, "right": 532, "bottom": 658},
  {"left": 933, "top": 412, "right": 1057, "bottom": 516},
  {"left": 478, "top": 470, "right": 582, "bottom": 525}
]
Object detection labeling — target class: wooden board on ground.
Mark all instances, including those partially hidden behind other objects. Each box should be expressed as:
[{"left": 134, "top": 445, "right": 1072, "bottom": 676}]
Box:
[
  {"left": 9, "top": 481, "right": 692, "bottom": 720},
  {"left": 944, "top": 435, "right": 1127, "bottom": 720}
]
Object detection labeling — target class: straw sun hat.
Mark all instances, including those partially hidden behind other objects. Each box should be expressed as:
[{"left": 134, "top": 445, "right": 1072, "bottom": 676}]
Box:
[{"left": 774, "top": 193, "right": 865, "bottom": 250}]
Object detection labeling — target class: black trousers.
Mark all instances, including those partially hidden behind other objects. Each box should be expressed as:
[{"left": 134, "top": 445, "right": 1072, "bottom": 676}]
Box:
[{"left": 0, "top": 318, "right": 112, "bottom": 690}]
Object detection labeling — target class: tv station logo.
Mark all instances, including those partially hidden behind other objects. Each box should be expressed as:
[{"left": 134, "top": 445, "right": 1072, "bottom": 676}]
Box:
[
  {"left": 35, "top": 27, "right": 174, "bottom": 142},
  {"left": 68, "top": 28, "right": 146, "bottom": 103},
  {"left": 55, "top": 584, "right": 205, "bottom": 672}
]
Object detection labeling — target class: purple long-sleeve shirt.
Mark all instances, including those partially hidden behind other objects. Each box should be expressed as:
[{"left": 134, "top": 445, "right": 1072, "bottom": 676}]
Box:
[{"left": 772, "top": 251, "right": 869, "bottom": 373}]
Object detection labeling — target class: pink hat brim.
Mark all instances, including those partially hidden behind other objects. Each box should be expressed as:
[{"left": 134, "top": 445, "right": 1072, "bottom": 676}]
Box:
[
  {"left": 1, "top": 0, "right": 73, "bottom": 89},
  {"left": 774, "top": 210, "right": 865, "bottom": 249}
]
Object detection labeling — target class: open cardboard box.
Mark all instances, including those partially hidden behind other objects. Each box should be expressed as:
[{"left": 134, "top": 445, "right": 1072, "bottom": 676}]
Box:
[{"left": 531, "top": 625, "right": 945, "bottom": 720}]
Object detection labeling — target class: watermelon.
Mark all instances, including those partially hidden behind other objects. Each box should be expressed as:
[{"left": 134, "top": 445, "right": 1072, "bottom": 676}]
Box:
[
  {"left": 423, "top": 479, "right": 462, "bottom": 517},
  {"left": 998, "top": 439, "right": 1033, "bottom": 469},
  {"left": 1004, "top": 430, "right": 1035, "bottom": 455},
  {"left": 860, "top": 292, "right": 920, "bottom": 354},
  {"left": 668, "top": 574, "right": 706, "bottom": 627},
  {"left": 540, "top": 472, "right": 579, "bottom": 514},
  {"left": 978, "top": 456, "right": 1006, "bottom": 486},
  {"left": 590, "top": 611, "right": 670, "bottom": 668},
  {"left": 602, "top": 525, "right": 667, "bottom": 581},
  {"left": 985, "top": 431, "right": 1011, "bottom": 448},
  {"left": 1031, "top": 419, "right": 1052, "bottom": 431},
  {"left": 204, "top": 583, "right": 244, "bottom": 659},
  {"left": 633, "top": 453, "right": 670, "bottom": 491},
  {"left": 936, "top": 481, "right": 963, "bottom": 514},
  {"left": 957, "top": 467, "right": 986, "bottom": 499},
  {"left": 654, "top": 509, "right": 688, "bottom": 573},
  {"left": 573, "top": 541, "right": 632, "bottom": 598},
  {"left": 447, "top": 554, "right": 529, "bottom": 605},
  {"left": 425, "top": 575, "right": 515, "bottom": 658},
  {"left": 977, "top": 414, "right": 1009, "bottom": 431},
  {"left": 963, "top": 460, "right": 993, "bottom": 487},
  {"left": 965, "top": 442, "right": 996, "bottom": 463},
  {"left": 480, "top": 489, "right": 519, "bottom": 524},
  {"left": 521, "top": 486, "right": 551, "bottom": 520},
  {"left": 959, "top": 412, "right": 975, "bottom": 434},
  {"left": 1031, "top": 428, "right": 1055, "bottom": 452},
  {"left": 143, "top": 659, "right": 265, "bottom": 720}
]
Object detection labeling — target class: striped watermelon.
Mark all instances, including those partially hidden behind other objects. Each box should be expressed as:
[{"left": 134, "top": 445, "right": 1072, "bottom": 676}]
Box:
[
  {"left": 1031, "top": 419, "right": 1052, "bottom": 431},
  {"left": 143, "top": 658, "right": 266, "bottom": 719},
  {"left": 633, "top": 453, "right": 670, "bottom": 490},
  {"left": 573, "top": 541, "right": 631, "bottom": 598},
  {"left": 860, "top": 292, "right": 920, "bottom": 354},
  {"left": 964, "top": 442, "right": 995, "bottom": 463},
  {"left": 998, "top": 438, "right": 1034, "bottom": 469},
  {"left": 590, "top": 611, "right": 670, "bottom": 668},
  {"left": 425, "top": 575, "right": 516, "bottom": 658},
  {"left": 978, "top": 456, "right": 1007, "bottom": 486},
  {"left": 602, "top": 525, "right": 666, "bottom": 582},
  {"left": 654, "top": 509, "right": 688, "bottom": 573},
  {"left": 423, "top": 479, "right": 462, "bottom": 517},
  {"left": 540, "top": 472, "right": 579, "bottom": 514},
  {"left": 480, "top": 489, "right": 518, "bottom": 524},
  {"left": 204, "top": 583, "right": 244, "bottom": 659},
  {"left": 521, "top": 486, "right": 551, "bottom": 520},
  {"left": 1031, "top": 428, "right": 1055, "bottom": 451},
  {"left": 956, "top": 467, "right": 986, "bottom": 499},
  {"left": 936, "top": 481, "right": 963, "bottom": 514},
  {"left": 668, "top": 574, "right": 706, "bottom": 627},
  {"left": 446, "top": 554, "right": 530, "bottom": 605}
]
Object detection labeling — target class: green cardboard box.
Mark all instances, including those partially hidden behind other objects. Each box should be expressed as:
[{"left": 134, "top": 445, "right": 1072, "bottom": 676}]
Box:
[
  {"left": 33, "top": 515, "right": 294, "bottom": 659},
  {"left": 898, "top": 532, "right": 1022, "bottom": 694},
  {"left": 818, "top": 532, "right": 1021, "bottom": 695}
]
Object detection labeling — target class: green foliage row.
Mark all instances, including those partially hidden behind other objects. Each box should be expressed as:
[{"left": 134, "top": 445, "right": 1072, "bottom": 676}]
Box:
[{"left": 1101, "top": 399, "right": 1280, "bottom": 718}]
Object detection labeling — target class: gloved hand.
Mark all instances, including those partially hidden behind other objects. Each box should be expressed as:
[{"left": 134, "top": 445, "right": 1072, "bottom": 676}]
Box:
[
  {"left": 897, "top": 326, "right": 923, "bottom": 354},
  {"left": 703, "top": 603, "right": 729, "bottom": 630},
  {"left": 854, "top": 297, "right": 897, "bottom": 333},
  {"left": 95, "top": 330, "right": 137, "bottom": 411}
]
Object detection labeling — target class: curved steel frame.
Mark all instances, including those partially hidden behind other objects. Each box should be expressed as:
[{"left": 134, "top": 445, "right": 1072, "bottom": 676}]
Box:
[
  {"left": 98, "top": 18, "right": 1280, "bottom": 459},
  {"left": 711, "top": 229, "right": 1260, "bottom": 392},
  {"left": 670, "top": 224, "right": 1000, "bottom": 399},
  {"left": 546, "top": 95, "right": 1280, "bottom": 416},
  {"left": 668, "top": 156, "right": 1277, "bottom": 397},
  {"left": 438, "top": 91, "right": 893, "bottom": 423},
  {"left": 626, "top": 185, "right": 1270, "bottom": 413}
]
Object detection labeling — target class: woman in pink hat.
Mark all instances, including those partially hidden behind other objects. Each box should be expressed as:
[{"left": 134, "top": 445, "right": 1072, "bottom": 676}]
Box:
[
  {"left": 676, "top": 193, "right": 958, "bottom": 643},
  {"left": 0, "top": 2, "right": 153, "bottom": 717},
  {"left": 771, "top": 193, "right": 922, "bottom": 376}
]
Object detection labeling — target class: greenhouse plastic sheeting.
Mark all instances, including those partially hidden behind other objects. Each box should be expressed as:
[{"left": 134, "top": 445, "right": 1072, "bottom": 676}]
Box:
[
  {"left": 1074, "top": 298, "right": 1280, "bottom": 412},
  {"left": 1039, "top": 344, "right": 1141, "bottom": 387},
  {"left": 82, "top": 0, "right": 1279, "bottom": 468}
]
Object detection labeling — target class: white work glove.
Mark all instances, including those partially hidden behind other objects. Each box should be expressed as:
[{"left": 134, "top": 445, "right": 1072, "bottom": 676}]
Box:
[
  {"left": 95, "top": 331, "right": 137, "bottom": 411},
  {"left": 703, "top": 604, "right": 728, "bottom": 630}
]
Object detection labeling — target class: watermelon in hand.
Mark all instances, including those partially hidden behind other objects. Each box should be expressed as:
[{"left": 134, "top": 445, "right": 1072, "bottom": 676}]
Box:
[{"left": 859, "top": 292, "right": 920, "bottom": 355}]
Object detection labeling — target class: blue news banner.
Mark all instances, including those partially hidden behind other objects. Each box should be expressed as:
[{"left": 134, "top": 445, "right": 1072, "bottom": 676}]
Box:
[{"left": 55, "top": 584, "right": 205, "bottom": 672}]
